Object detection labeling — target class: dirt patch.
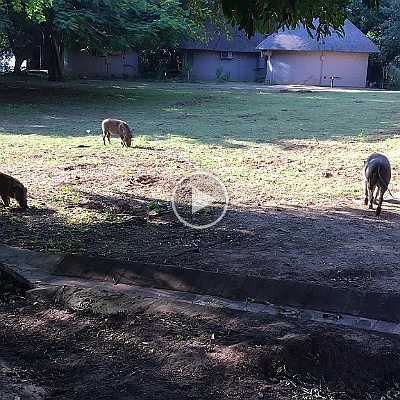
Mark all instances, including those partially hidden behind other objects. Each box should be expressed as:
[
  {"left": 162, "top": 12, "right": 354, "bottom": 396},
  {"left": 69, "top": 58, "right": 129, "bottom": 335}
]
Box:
[
  {"left": 0, "top": 280, "right": 399, "bottom": 400},
  {"left": 237, "top": 112, "right": 263, "bottom": 118},
  {"left": 172, "top": 95, "right": 212, "bottom": 106},
  {"left": 3, "top": 197, "right": 400, "bottom": 294}
]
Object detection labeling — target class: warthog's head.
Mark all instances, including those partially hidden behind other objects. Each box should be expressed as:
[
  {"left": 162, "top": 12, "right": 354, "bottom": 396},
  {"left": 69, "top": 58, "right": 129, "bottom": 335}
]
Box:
[
  {"left": 123, "top": 129, "right": 134, "bottom": 147},
  {"left": 14, "top": 183, "right": 28, "bottom": 209}
]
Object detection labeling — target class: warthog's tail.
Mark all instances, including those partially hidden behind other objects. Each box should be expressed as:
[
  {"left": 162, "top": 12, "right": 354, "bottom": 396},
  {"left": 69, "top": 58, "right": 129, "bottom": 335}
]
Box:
[{"left": 377, "top": 165, "right": 396, "bottom": 200}]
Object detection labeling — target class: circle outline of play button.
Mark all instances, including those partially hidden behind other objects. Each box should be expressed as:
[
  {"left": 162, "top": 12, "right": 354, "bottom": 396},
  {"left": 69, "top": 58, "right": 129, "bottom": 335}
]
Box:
[{"left": 171, "top": 171, "right": 229, "bottom": 229}]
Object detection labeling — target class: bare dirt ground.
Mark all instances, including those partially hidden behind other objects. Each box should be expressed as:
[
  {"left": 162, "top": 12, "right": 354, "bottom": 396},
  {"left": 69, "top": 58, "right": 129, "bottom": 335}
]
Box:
[
  {"left": 1, "top": 82, "right": 400, "bottom": 399},
  {"left": 2, "top": 164, "right": 400, "bottom": 294},
  {"left": 2, "top": 159, "right": 400, "bottom": 400},
  {"left": 1, "top": 275, "right": 400, "bottom": 400}
]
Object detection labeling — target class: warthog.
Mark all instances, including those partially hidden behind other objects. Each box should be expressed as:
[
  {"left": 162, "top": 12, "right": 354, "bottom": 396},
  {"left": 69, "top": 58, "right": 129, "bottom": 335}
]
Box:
[
  {"left": 363, "top": 153, "right": 391, "bottom": 216},
  {"left": 0, "top": 173, "right": 28, "bottom": 209},
  {"left": 102, "top": 118, "right": 134, "bottom": 147}
]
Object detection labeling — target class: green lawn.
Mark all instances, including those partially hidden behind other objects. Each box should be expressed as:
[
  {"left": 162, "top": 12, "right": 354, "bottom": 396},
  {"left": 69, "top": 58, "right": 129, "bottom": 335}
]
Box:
[{"left": 1, "top": 77, "right": 400, "bottom": 210}]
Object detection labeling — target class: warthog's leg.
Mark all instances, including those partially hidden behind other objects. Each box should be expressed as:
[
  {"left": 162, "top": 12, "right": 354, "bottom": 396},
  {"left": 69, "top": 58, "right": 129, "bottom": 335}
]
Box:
[
  {"left": 0, "top": 193, "right": 10, "bottom": 207},
  {"left": 119, "top": 133, "right": 125, "bottom": 146},
  {"left": 102, "top": 130, "right": 111, "bottom": 145},
  {"left": 367, "top": 184, "right": 375, "bottom": 209},
  {"left": 373, "top": 186, "right": 380, "bottom": 205},
  {"left": 376, "top": 189, "right": 385, "bottom": 215},
  {"left": 363, "top": 180, "right": 369, "bottom": 206}
]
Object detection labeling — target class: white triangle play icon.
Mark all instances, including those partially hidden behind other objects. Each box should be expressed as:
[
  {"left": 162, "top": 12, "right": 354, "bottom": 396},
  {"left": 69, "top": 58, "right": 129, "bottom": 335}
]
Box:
[
  {"left": 191, "top": 186, "right": 216, "bottom": 214},
  {"left": 171, "top": 171, "right": 229, "bottom": 229}
]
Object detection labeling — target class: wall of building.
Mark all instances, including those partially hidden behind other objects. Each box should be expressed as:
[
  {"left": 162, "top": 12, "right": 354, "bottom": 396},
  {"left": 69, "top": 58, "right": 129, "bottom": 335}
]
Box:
[
  {"left": 183, "top": 50, "right": 265, "bottom": 82},
  {"left": 64, "top": 50, "right": 139, "bottom": 79},
  {"left": 266, "top": 51, "right": 369, "bottom": 87}
]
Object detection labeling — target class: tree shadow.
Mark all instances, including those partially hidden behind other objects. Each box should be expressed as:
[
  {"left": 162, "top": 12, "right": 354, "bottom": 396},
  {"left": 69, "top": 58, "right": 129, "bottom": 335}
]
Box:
[
  {"left": 2, "top": 188, "right": 400, "bottom": 296},
  {"left": 2, "top": 186, "right": 400, "bottom": 397},
  {"left": 1, "top": 78, "right": 400, "bottom": 147},
  {"left": 0, "top": 280, "right": 399, "bottom": 399}
]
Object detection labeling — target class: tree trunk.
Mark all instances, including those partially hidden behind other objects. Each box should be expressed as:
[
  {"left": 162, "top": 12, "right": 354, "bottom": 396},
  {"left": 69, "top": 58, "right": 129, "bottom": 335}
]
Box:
[
  {"left": 13, "top": 54, "right": 25, "bottom": 75},
  {"left": 9, "top": 37, "right": 33, "bottom": 75},
  {"left": 41, "top": 26, "right": 65, "bottom": 81}
]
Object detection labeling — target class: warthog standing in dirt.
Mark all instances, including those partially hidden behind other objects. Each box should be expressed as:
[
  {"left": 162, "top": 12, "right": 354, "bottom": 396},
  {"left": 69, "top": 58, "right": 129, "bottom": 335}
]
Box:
[
  {"left": 102, "top": 118, "right": 134, "bottom": 147},
  {"left": 0, "top": 173, "right": 28, "bottom": 209},
  {"left": 363, "top": 153, "right": 391, "bottom": 216}
]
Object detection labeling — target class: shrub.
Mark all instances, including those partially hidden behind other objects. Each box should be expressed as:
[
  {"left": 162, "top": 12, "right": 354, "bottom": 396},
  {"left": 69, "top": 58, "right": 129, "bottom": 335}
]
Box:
[{"left": 216, "top": 67, "right": 231, "bottom": 83}]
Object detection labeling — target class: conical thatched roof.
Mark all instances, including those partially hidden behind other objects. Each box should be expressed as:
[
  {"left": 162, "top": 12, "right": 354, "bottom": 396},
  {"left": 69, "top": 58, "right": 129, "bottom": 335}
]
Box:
[
  {"left": 180, "top": 25, "right": 266, "bottom": 53},
  {"left": 256, "top": 19, "right": 380, "bottom": 53}
]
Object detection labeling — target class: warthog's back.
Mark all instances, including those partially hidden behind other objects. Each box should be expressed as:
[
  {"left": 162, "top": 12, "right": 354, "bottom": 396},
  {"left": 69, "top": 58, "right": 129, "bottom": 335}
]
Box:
[
  {"left": 363, "top": 153, "right": 391, "bottom": 187},
  {"left": 102, "top": 118, "right": 133, "bottom": 147},
  {"left": 0, "top": 173, "right": 28, "bottom": 208},
  {"left": 363, "top": 152, "right": 391, "bottom": 215},
  {"left": 102, "top": 118, "right": 129, "bottom": 134}
]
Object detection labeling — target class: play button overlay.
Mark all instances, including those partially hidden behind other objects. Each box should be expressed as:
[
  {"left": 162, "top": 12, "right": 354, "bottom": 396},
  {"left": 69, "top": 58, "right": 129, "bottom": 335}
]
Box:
[
  {"left": 191, "top": 187, "right": 218, "bottom": 214},
  {"left": 172, "top": 171, "right": 229, "bottom": 229}
]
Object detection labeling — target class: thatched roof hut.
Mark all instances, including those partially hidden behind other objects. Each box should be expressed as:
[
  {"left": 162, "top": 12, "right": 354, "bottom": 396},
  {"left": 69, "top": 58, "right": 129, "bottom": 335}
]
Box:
[
  {"left": 256, "top": 19, "right": 379, "bottom": 54},
  {"left": 256, "top": 19, "right": 380, "bottom": 87}
]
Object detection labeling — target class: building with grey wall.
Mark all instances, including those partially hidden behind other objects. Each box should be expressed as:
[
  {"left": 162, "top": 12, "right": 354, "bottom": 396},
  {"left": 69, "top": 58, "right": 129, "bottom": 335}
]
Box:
[{"left": 256, "top": 20, "right": 380, "bottom": 87}]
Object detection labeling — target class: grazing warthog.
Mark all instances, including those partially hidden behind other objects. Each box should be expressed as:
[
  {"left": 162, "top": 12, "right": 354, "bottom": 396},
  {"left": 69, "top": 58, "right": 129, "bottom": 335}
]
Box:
[
  {"left": 0, "top": 173, "right": 28, "bottom": 209},
  {"left": 363, "top": 153, "right": 391, "bottom": 216},
  {"left": 102, "top": 118, "right": 133, "bottom": 147}
]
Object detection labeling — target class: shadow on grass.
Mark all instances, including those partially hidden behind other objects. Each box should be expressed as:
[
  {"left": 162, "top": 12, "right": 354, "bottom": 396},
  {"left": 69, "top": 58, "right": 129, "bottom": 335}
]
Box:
[
  {"left": 385, "top": 198, "right": 400, "bottom": 205},
  {"left": 2, "top": 189, "right": 400, "bottom": 295},
  {"left": 2, "top": 192, "right": 400, "bottom": 398},
  {"left": 132, "top": 145, "right": 166, "bottom": 152},
  {"left": 1, "top": 77, "right": 400, "bottom": 147}
]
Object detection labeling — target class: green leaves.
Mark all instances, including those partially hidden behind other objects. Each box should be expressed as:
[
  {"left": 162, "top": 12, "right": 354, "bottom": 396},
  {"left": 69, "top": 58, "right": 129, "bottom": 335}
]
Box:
[
  {"left": 11, "top": 0, "right": 52, "bottom": 22},
  {"left": 0, "top": 0, "right": 194, "bottom": 55},
  {"left": 1, "top": 0, "right": 383, "bottom": 39},
  {"left": 52, "top": 0, "right": 192, "bottom": 52},
  {"left": 350, "top": 0, "right": 400, "bottom": 84},
  {"left": 188, "top": 0, "right": 381, "bottom": 38}
]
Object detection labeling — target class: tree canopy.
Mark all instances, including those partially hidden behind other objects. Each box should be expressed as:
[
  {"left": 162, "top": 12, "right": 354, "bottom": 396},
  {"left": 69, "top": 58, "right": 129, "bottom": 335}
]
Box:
[
  {"left": 1, "top": 0, "right": 382, "bottom": 37},
  {"left": 0, "top": 0, "right": 392, "bottom": 83},
  {"left": 0, "top": 0, "right": 197, "bottom": 80},
  {"left": 216, "top": 0, "right": 380, "bottom": 38},
  {"left": 350, "top": 0, "right": 400, "bottom": 85}
]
